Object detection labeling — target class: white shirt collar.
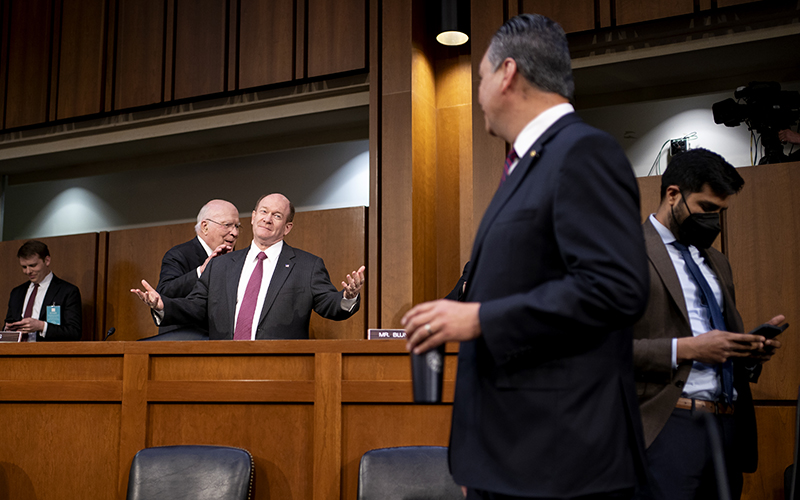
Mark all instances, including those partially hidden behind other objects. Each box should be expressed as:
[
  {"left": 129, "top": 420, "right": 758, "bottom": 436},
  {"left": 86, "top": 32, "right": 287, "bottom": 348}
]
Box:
[
  {"left": 511, "top": 102, "right": 575, "bottom": 164},
  {"left": 248, "top": 239, "right": 283, "bottom": 262},
  {"left": 649, "top": 214, "right": 677, "bottom": 245},
  {"left": 196, "top": 235, "right": 213, "bottom": 257},
  {"left": 32, "top": 271, "right": 53, "bottom": 289}
]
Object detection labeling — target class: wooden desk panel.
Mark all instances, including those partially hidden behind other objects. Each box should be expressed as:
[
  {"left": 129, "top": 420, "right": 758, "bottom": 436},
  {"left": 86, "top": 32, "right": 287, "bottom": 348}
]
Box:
[
  {"left": 0, "top": 339, "right": 792, "bottom": 500},
  {"left": 0, "top": 340, "right": 451, "bottom": 500},
  {"left": 0, "top": 403, "right": 120, "bottom": 500}
]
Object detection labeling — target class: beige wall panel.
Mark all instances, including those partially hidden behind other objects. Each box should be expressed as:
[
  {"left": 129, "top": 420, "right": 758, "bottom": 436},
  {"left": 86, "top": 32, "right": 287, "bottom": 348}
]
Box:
[
  {"left": 149, "top": 403, "right": 314, "bottom": 500},
  {"left": 0, "top": 403, "right": 120, "bottom": 500}
]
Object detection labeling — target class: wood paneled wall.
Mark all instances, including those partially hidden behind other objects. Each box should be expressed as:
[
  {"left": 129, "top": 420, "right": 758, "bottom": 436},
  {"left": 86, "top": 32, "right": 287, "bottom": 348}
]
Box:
[
  {"left": 0, "top": 206, "right": 365, "bottom": 342},
  {"left": 508, "top": 0, "right": 761, "bottom": 32},
  {"left": 0, "top": 0, "right": 367, "bottom": 131}
]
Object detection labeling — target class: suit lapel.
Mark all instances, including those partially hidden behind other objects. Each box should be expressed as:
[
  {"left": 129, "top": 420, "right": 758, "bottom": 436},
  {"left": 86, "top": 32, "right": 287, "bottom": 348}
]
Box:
[
  {"left": 468, "top": 113, "right": 580, "bottom": 284},
  {"left": 191, "top": 237, "right": 208, "bottom": 263},
  {"left": 643, "top": 220, "right": 692, "bottom": 330},
  {"left": 257, "top": 244, "right": 296, "bottom": 327},
  {"left": 227, "top": 250, "right": 248, "bottom": 334},
  {"left": 38, "top": 275, "right": 59, "bottom": 321}
]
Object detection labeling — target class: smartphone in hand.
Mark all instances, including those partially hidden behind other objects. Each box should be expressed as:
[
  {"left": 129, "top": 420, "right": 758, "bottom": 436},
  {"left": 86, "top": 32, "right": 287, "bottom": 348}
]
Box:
[{"left": 748, "top": 323, "right": 789, "bottom": 339}]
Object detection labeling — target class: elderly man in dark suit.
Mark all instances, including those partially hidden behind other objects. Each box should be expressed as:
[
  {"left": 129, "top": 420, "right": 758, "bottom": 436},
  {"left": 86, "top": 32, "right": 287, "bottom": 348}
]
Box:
[
  {"left": 133, "top": 193, "right": 364, "bottom": 340},
  {"left": 633, "top": 148, "right": 784, "bottom": 500},
  {"left": 403, "top": 14, "right": 651, "bottom": 500},
  {"left": 4, "top": 240, "right": 82, "bottom": 341},
  {"left": 155, "top": 199, "right": 240, "bottom": 334}
]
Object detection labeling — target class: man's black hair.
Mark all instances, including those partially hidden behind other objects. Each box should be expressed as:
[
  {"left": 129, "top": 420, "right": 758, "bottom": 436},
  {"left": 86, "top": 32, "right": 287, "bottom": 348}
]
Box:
[{"left": 660, "top": 148, "right": 744, "bottom": 200}]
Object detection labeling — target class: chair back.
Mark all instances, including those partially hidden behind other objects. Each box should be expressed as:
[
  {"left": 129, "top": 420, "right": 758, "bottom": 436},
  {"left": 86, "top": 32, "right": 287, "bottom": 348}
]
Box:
[
  {"left": 126, "top": 445, "right": 253, "bottom": 500},
  {"left": 357, "top": 446, "right": 462, "bottom": 500}
]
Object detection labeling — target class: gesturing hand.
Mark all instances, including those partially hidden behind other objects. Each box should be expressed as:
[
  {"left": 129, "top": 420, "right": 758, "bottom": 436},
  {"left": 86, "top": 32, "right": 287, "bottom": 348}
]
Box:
[
  {"left": 130, "top": 279, "right": 164, "bottom": 312},
  {"left": 342, "top": 266, "right": 365, "bottom": 299}
]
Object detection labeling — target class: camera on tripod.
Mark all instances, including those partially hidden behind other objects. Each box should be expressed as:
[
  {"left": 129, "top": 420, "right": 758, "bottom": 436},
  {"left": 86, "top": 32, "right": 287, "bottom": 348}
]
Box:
[{"left": 712, "top": 82, "right": 800, "bottom": 165}]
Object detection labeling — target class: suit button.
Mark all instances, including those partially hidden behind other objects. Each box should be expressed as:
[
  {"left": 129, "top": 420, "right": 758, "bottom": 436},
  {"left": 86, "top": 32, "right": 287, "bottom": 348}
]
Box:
[{"left": 675, "top": 381, "right": 684, "bottom": 389}]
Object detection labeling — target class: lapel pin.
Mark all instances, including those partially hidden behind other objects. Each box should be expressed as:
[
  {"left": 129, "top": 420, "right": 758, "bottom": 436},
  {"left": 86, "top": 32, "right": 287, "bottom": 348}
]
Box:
[
  {"left": 285, "top": 264, "right": 290, "bottom": 267},
  {"left": 530, "top": 151, "right": 537, "bottom": 157}
]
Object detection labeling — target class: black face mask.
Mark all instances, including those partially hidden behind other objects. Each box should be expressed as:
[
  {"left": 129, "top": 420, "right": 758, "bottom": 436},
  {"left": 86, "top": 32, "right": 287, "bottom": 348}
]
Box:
[{"left": 672, "top": 193, "right": 721, "bottom": 249}]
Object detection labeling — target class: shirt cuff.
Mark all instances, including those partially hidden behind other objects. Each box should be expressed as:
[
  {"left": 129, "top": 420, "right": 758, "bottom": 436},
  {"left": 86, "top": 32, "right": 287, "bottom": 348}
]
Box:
[
  {"left": 154, "top": 309, "right": 165, "bottom": 325},
  {"left": 40, "top": 322, "right": 48, "bottom": 337},
  {"left": 196, "top": 266, "right": 203, "bottom": 278},
  {"left": 671, "top": 338, "right": 678, "bottom": 370},
  {"left": 341, "top": 295, "right": 358, "bottom": 312}
]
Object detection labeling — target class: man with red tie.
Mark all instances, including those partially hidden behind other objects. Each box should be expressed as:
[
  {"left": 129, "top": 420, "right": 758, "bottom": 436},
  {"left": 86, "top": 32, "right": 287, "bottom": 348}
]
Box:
[
  {"left": 133, "top": 193, "right": 364, "bottom": 340},
  {"left": 403, "top": 14, "right": 651, "bottom": 500},
  {"left": 4, "top": 240, "right": 82, "bottom": 341}
]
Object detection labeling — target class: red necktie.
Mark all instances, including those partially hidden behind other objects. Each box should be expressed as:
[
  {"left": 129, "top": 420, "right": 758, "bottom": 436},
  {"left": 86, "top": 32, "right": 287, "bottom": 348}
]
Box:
[
  {"left": 234, "top": 252, "right": 267, "bottom": 340},
  {"left": 500, "top": 148, "right": 518, "bottom": 186},
  {"left": 23, "top": 283, "right": 39, "bottom": 318}
]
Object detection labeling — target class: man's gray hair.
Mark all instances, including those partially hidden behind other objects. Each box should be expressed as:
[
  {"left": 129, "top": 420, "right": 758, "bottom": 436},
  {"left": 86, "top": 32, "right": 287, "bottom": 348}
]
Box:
[
  {"left": 194, "top": 202, "right": 213, "bottom": 234},
  {"left": 487, "top": 13, "right": 574, "bottom": 100}
]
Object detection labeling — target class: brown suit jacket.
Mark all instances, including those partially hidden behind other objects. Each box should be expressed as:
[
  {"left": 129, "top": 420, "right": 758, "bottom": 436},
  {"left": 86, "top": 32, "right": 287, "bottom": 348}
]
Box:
[{"left": 633, "top": 219, "right": 759, "bottom": 473}]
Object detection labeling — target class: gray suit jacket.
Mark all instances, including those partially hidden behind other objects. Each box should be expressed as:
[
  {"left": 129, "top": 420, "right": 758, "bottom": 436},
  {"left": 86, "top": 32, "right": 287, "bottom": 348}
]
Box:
[
  {"left": 159, "top": 243, "right": 359, "bottom": 339},
  {"left": 633, "top": 219, "right": 758, "bottom": 472}
]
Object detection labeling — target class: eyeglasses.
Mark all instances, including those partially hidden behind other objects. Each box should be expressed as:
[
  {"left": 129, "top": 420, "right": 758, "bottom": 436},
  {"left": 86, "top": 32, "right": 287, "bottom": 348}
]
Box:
[{"left": 206, "top": 219, "right": 242, "bottom": 231}]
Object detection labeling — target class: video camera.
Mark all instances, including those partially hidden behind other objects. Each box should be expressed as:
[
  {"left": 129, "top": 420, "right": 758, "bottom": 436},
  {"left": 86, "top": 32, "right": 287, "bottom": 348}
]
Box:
[{"left": 712, "top": 82, "right": 800, "bottom": 164}]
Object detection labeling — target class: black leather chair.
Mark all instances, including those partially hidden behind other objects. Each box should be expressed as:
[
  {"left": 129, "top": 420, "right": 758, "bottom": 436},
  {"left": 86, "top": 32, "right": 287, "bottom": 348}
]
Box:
[
  {"left": 126, "top": 445, "right": 253, "bottom": 500},
  {"left": 357, "top": 446, "right": 463, "bottom": 500},
  {"left": 138, "top": 328, "right": 209, "bottom": 341}
]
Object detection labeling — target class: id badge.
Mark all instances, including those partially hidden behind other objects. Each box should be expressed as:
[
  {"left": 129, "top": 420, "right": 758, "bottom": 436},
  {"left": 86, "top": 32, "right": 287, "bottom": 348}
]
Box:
[{"left": 47, "top": 305, "right": 61, "bottom": 325}]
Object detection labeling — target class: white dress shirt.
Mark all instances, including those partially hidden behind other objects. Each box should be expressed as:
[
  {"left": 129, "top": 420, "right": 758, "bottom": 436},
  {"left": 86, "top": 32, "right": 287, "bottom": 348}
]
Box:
[
  {"left": 507, "top": 102, "right": 575, "bottom": 176},
  {"left": 650, "top": 214, "right": 731, "bottom": 401},
  {"left": 196, "top": 235, "right": 213, "bottom": 277},
  {"left": 22, "top": 271, "right": 53, "bottom": 339},
  {"left": 234, "top": 240, "right": 285, "bottom": 340}
]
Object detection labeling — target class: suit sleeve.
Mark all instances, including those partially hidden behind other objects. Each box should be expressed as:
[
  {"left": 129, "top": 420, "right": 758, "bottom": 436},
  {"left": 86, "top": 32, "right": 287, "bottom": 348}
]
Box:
[
  {"left": 478, "top": 132, "right": 649, "bottom": 364},
  {"left": 309, "top": 257, "right": 359, "bottom": 321},
  {"left": 159, "top": 258, "right": 212, "bottom": 328},
  {"left": 5, "top": 287, "right": 22, "bottom": 326},
  {"left": 156, "top": 247, "right": 200, "bottom": 299},
  {"left": 42, "top": 284, "right": 82, "bottom": 341}
]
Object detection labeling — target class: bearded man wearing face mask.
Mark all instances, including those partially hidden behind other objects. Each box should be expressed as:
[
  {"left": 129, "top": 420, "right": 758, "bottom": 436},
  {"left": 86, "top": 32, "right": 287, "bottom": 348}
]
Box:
[{"left": 632, "top": 148, "right": 785, "bottom": 500}]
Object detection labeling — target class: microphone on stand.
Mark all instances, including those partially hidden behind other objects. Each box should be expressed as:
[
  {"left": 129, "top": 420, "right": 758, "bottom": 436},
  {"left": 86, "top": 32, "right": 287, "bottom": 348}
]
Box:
[{"left": 103, "top": 327, "right": 116, "bottom": 341}]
